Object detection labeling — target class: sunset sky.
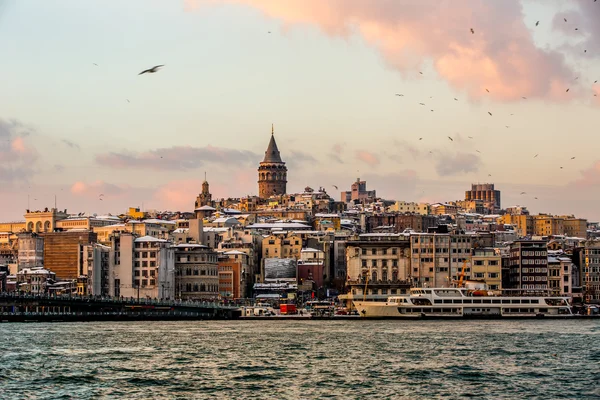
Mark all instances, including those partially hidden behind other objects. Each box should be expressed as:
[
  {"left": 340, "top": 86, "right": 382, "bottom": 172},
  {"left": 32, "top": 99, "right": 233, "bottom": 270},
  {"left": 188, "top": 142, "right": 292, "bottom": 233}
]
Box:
[{"left": 1, "top": 0, "right": 600, "bottom": 221}]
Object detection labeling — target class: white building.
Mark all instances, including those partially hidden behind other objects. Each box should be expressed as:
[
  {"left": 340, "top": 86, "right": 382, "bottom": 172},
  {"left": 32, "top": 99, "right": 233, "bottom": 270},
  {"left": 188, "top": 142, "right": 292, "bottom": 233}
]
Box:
[{"left": 17, "top": 267, "right": 55, "bottom": 294}]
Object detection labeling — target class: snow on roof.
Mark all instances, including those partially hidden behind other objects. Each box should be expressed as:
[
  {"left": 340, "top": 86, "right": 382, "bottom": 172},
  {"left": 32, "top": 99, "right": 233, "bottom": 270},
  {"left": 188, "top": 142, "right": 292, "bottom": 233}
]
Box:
[
  {"left": 195, "top": 205, "right": 216, "bottom": 211},
  {"left": 143, "top": 219, "right": 176, "bottom": 225},
  {"left": 248, "top": 222, "right": 311, "bottom": 230},
  {"left": 213, "top": 217, "right": 240, "bottom": 224},
  {"left": 314, "top": 213, "right": 340, "bottom": 218},
  {"left": 173, "top": 228, "right": 189, "bottom": 234},
  {"left": 301, "top": 247, "right": 322, "bottom": 253},
  {"left": 220, "top": 208, "right": 241, "bottom": 214},
  {"left": 174, "top": 243, "right": 207, "bottom": 248},
  {"left": 203, "top": 227, "right": 230, "bottom": 232},
  {"left": 18, "top": 268, "right": 53, "bottom": 275},
  {"left": 134, "top": 235, "right": 167, "bottom": 243},
  {"left": 224, "top": 250, "right": 246, "bottom": 255}
]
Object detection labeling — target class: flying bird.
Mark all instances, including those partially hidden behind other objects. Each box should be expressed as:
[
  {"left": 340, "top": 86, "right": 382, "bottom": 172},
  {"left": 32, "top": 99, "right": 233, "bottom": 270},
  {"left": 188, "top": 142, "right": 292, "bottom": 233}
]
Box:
[
  {"left": 454, "top": 98, "right": 458, "bottom": 101},
  {"left": 419, "top": 138, "right": 423, "bottom": 140},
  {"left": 476, "top": 150, "right": 481, "bottom": 153},
  {"left": 564, "top": 18, "right": 567, "bottom": 22},
  {"left": 571, "top": 157, "right": 575, "bottom": 160},
  {"left": 93, "top": 63, "right": 98, "bottom": 66},
  {"left": 595, "top": 80, "right": 598, "bottom": 84},
  {"left": 535, "top": 197, "right": 538, "bottom": 200},
  {"left": 468, "top": 136, "right": 473, "bottom": 139},
  {"left": 488, "top": 174, "right": 492, "bottom": 177},
  {"left": 520, "top": 192, "right": 526, "bottom": 195},
  {"left": 419, "top": 103, "right": 425, "bottom": 106},
  {"left": 485, "top": 88, "right": 490, "bottom": 93},
  {"left": 470, "top": 28, "right": 474, "bottom": 34},
  {"left": 419, "top": 72, "right": 423, "bottom": 75},
  {"left": 522, "top": 97, "right": 527, "bottom": 99},
  {"left": 560, "top": 166, "right": 564, "bottom": 169},
  {"left": 332, "top": 185, "right": 338, "bottom": 190},
  {"left": 138, "top": 65, "right": 164, "bottom": 75},
  {"left": 536, "top": 21, "right": 539, "bottom": 26},
  {"left": 431, "top": 109, "right": 434, "bottom": 112},
  {"left": 534, "top": 154, "right": 538, "bottom": 158},
  {"left": 575, "top": 28, "right": 578, "bottom": 31},
  {"left": 566, "top": 88, "right": 570, "bottom": 92},
  {"left": 126, "top": 99, "right": 130, "bottom": 103},
  {"left": 506, "top": 126, "right": 510, "bottom": 128},
  {"left": 488, "top": 112, "right": 492, "bottom": 116},
  {"left": 396, "top": 94, "right": 404, "bottom": 96},
  {"left": 448, "top": 136, "right": 453, "bottom": 141}
]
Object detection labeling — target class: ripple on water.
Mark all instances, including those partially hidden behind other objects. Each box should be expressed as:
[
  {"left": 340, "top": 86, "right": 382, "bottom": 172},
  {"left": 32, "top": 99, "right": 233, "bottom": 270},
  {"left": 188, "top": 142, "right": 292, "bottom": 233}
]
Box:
[{"left": 0, "top": 320, "right": 598, "bottom": 399}]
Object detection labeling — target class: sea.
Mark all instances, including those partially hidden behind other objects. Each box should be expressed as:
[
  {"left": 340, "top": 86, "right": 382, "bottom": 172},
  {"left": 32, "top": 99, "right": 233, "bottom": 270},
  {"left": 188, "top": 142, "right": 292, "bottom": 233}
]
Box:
[{"left": 0, "top": 320, "right": 598, "bottom": 399}]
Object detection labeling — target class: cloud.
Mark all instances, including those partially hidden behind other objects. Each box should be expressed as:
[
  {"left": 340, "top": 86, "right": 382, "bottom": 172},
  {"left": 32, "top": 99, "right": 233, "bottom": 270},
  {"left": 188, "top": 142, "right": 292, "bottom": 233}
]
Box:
[
  {"left": 195, "top": 0, "right": 580, "bottom": 101},
  {"left": 568, "top": 160, "right": 600, "bottom": 188},
  {"left": 355, "top": 150, "right": 380, "bottom": 166},
  {"left": 95, "top": 145, "right": 260, "bottom": 170},
  {"left": 70, "top": 180, "right": 128, "bottom": 197},
  {"left": 286, "top": 150, "right": 318, "bottom": 168},
  {"left": 328, "top": 142, "right": 346, "bottom": 164},
  {"left": 0, "top": 118, "right": 38, "bottom": 183},
  {"left": 61, "top": 139, "right": 80, "bottom": 150},
  {"left": 435, "top": 152, "right": 481, "bottom": 176}
]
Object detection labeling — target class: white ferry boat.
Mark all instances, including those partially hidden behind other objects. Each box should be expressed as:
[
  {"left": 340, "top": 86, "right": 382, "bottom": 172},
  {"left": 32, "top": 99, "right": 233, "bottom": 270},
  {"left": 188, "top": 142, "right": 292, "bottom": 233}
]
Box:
[{"left": 353, "top": 286, "right": 573, "bottom": 319}]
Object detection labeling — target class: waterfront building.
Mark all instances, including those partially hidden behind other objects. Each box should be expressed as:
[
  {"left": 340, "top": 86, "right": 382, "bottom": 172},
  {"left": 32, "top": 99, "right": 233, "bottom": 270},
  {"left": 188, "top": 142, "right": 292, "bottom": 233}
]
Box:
[
  {"left": 581, "top": 240, "right": 600, "bottom": 302},
  {"left": 508, "top": 240, "right": 548, "bottom": 290},
  {"left": 217, "top": 250, "right": 248, "bottom": 299},
  {"left": 16, "top": 232, "right": 44, "bottom": 270},
  {"left": 258, "top": 125, "right": 287, "bottom": 199},
  {"left": 79, "top": 243, "right": 110, "bottom": 296},
  {"left": 42, "top": 230, "right": 97, "bottom": 280},
  {"left": 109, "top": 233, "right": 175, "bottom": 299},
  {"left": 16, "top": 267, "right": 56, "bottom": 294},
  {"left": 174, "top": 243, "right": 219, "bottom": 300},
  {"left": 343, "top": 233, "right": 412, "bottom": 305},
  {"left": 341, "top": 178, "right": 376, "bottom": 204},
  {"left": 24, "top": 208, "right": 69, "bottom": 233},
  {"left": 471, "top": 248, "right": 502, "bottom": 291}
]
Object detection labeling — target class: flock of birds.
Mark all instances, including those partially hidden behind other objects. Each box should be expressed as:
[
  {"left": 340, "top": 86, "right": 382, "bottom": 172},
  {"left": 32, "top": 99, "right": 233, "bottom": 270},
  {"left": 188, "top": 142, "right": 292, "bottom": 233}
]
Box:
[{"left": 393, "top": 17, "right": 598, "bottom": 203}]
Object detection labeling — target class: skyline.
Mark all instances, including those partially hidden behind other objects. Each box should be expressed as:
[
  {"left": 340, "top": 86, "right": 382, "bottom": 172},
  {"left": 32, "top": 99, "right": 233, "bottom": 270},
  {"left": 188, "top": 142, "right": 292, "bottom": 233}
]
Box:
[{"left": 1, "top": 0, "right": 600, "bottom": 221}]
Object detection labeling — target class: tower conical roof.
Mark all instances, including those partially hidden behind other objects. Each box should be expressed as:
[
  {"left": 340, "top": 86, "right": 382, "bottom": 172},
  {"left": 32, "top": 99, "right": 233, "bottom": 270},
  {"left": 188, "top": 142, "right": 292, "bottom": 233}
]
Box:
[{"left": 262, "top": 126, "right": 283, "bottom": 163}]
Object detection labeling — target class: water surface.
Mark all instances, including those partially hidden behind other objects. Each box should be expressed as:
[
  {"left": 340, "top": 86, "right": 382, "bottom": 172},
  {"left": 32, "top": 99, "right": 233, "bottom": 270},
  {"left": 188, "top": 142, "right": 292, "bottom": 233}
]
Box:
[{"left": 0, "top": 320, "right": 598, "bottom": 399}]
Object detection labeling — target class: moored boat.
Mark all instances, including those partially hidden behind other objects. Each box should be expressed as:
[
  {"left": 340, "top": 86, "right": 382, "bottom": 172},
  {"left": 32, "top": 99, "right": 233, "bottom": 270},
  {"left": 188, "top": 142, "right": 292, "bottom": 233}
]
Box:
[{"left": 353, "top": 286, "right": 573, "bottom": 319}]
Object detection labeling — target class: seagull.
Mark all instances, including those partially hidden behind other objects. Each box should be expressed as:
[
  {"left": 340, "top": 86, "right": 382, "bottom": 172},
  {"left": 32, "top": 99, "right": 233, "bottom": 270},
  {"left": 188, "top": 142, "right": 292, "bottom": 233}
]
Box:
[
  {"left": 488, "top": 112, "right": 492, "bottom": 116},
  {"left": 138, "top": 65, "right": 164, "bottom": 75},
  {"left": 454, "top": 98, "right": 458, "bottom": 101},
  {"left": 468, "top": 136, "right": 473, "bottom": 139},
  {"left": 566, "top": 88, "right": 570, "bottom": 92},
  {"left": 332, "top": 185, "right": 338, "bottom": 190},
  {"left": 448, "top": 136, "right": 453, "bottom": 141},
  {"left": 419, "top": 138, "right": 423, "bottom": 140},
  {"left": 520, "top": 192, "right": 526, "bottom": 195},
  {"left": 476, "top": 150, "right": 481, "bottom": 153},
  {"left": 268, "top": 31, "right": 271, "bottom": 34},
  {"left": 431, "top": 109, "right": 434, "bottom": 112},
  {"left": 536, "top": 21, "right": 539, "bottom": 26},
  {"left": 93, "top": 63, "right": 98, "bottom": 66},
  {"left": 126, "top": 99, "right": 130, "bottom": 103},
  {"left": 564, "top": 18, "right": 567, "bottom": 22},
  {"left": 535, "top": 197, "right": 538, "bottom": 200},
  {"left": 575, "top": 28, "right": 578, "bottom": 31},
  {"left": 488, "top": 174, "right": 492, "bottom": 177},
  {"left": 506, "top": 126, "right": 510, "bottom": 128},
  {"left": 470, "top": 28, "right": 474, "bottom": 34},
  {"left": 534, "top": 154, "right": 538, "bottom": 158},
  {"left": 419, "top": 72, "right": 423, "bottom": 75},
  {"left": 560, "top": 166, "right": 564, "bottom": 169},
  {"left": 485, "top": 88, "right": 490, "bottom": 93},
  {"left": 571, "top": 157, "right": 575, "bottom": 160},
  {"left": 396, "top": 94, "right": 404, "bottom": 96},
  {"left": 419, "top": 103, "right": 425, "bottom": 106},
  {"left": 522, "top": 97, "right": 527, "bottom": 99}
]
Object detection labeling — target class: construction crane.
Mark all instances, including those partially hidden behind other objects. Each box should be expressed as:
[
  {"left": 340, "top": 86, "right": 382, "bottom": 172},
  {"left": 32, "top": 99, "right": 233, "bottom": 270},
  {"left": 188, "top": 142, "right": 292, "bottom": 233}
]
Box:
[{"left": 456, "top": 260, "right": 468, "bottom": 288}]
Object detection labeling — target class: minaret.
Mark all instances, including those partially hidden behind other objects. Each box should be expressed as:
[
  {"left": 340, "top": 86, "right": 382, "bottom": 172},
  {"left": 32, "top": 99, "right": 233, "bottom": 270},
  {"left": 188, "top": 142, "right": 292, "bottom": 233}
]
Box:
[{"left": 258, "top": 124, "right": 287, "bottom": 199}]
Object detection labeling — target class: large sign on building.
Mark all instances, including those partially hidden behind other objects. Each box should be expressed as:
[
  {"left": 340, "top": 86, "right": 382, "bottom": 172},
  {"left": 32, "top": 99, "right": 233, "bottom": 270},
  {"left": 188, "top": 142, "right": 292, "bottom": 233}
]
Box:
[{"left": 264, "top": 258, "right": 296, "bottom": 281}]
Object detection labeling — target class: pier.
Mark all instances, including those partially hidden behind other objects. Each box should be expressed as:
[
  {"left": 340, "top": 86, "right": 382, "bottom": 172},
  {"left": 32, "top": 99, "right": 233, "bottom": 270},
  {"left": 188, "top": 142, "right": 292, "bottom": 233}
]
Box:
[{"left": 0, "top": 293, "right": 241, "bottom": 322}]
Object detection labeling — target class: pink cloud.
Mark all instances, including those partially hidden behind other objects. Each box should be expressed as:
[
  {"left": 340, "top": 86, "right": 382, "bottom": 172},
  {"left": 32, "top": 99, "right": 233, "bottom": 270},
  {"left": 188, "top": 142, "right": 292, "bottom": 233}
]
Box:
[
  {"left": 192, "top": 0, "right": 580, "bottom": 102},
  {"left": 568, "top": 160, "right": 600, "bottom": 188},
  {"left": 70, "top": 180, "right": 128, "bottom": 198},
  {"left": 355, "top": 150, "right": 380, "bottom": 167}
]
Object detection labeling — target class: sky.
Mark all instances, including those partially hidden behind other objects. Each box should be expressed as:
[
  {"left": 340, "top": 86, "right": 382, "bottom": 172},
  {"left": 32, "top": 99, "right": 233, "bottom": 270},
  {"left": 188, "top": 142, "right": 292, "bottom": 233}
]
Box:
[{"left": 1, "top": 0, "right": 600, "bottom": 221}]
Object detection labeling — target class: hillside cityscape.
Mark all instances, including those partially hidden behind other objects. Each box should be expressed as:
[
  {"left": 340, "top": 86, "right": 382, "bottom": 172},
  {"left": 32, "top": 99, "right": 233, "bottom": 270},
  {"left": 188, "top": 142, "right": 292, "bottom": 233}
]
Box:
[{"left": 0, "top": 132, "right": 598, "bottom": 308}]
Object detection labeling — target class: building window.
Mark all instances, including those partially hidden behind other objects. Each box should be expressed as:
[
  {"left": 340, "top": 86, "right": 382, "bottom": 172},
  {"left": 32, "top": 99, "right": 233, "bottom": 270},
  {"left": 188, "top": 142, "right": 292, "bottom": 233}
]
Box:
[
  {"left": 371, "top": 249, "right": 376, "bottom": 255},
  {"left": 362, "top": 260, "right": 367, "bottom": 267}
]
